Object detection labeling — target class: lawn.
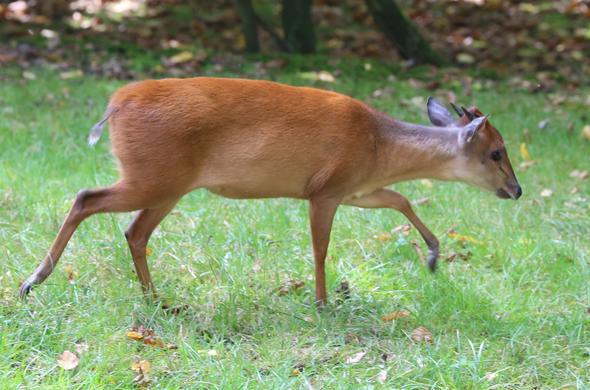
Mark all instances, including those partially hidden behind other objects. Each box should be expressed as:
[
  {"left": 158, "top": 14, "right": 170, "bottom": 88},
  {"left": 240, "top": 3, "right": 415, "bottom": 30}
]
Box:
[{"left": 1, "top": 61, "right": 589, "bottom": 388}]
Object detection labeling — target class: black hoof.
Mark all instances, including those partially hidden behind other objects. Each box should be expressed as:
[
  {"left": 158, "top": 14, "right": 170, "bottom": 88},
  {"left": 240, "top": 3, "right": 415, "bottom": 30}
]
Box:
[
  {"left": 427, "top": 250, "right": 438, "bottom": 273},
  {"left": 19, "top": 280, "right": 34, "bottom": 298}
]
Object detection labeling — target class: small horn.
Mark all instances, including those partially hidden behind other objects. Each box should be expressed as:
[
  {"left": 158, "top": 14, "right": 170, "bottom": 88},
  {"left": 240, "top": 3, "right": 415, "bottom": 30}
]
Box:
[
  {"left": 461, "top": 106, "right": 475, "bottom": 120},
  {"left": 450, "top": 102, "right": 462, "bottom": 117}
]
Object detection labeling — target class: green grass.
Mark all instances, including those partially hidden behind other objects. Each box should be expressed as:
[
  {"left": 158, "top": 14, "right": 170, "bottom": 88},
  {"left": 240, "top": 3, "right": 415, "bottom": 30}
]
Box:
[{"left": 1, "top": 62, "right": 589, "bottom": 388}]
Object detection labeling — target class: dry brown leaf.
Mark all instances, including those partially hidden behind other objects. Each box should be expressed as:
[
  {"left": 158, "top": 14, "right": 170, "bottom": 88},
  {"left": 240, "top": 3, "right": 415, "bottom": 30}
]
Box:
[
  {"left": 143, "top": 336, "right": 166, "bottom": 348},
  {"left": 392, "top": 224, "right": 412, "bottom": 235},
  {"left": 382, "top": 309, "right": 410, "bottom": 322},
  {"left": 345, "top": 351, "right": 366, "bottom": 364},
  {"left": 540, "top": 188, "right": 553, "bottom": 197},
  {"left": 57, "top": 350, "right": 79, "bottom": 370},
  {"left": 64, "top": 264, "right": 77, "bottom": 283},
  {"left": 131, "top": 359, "right": 151, "bottom": 386},
  {"left": 411, "top": 326, "right": 434, "bottom": 343},
  {"left": 278, "top": 279, "right": 305, "bottom": 295}
]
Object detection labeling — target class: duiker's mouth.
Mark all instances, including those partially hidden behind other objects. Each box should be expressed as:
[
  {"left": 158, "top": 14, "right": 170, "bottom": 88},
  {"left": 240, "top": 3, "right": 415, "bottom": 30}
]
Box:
[
  {"left": 496, "top": 188, "right": 512, "bottom": 199},
  {"left": 496, "top": 185, "right": 522, "bottom": 200}
]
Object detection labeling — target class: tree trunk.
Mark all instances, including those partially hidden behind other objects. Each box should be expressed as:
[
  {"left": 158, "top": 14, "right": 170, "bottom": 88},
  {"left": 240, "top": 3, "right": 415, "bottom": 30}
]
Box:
[
  {"left": 235, "top": 0, "right": 260, "bottom": 53},
  {"left": 281, "top": 0, "right": 315, "bottom": 53},
  {"left": 364, "top": 0, "right": 444, "bottom": 65}
]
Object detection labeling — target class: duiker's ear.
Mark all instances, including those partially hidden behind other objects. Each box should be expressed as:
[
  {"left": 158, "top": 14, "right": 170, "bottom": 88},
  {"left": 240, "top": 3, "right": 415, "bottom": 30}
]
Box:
[
  {"left": 459, "top": 115, "right": 488, "bottom": 145},
  {"left": 427, "top": 97, "right": 454, "bottom": 127}
]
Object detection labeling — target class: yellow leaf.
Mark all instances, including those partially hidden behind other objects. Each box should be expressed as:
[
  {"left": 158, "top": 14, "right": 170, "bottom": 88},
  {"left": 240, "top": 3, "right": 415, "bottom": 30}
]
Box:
[
  {"left": 127, "top": 331, "right": 144, "bottom": 341},
  {"left": 447, "top": 231, "right": 481, "bottom": 244},
  {"left": 519, "top": 143, "right": 532, "bottom": 161},
  {"left": 145, "top": 247, "right": 153, "bottom": 256},
  {"left": 291, "top": 368, "right": 301, "bottom": 377},
  {"left": 131, "top": 360, "right": 151, "bottom": 374},
  {"left": 581, "top": 125, "right": 590, "bottom": 140},
  {"left": 168, "top": 51, "right": 194, "bottom": 64},
  {"left": 375, "top": 233, "right": 392, "bottom": 241},
  {"left": 57, "top": 350, "right": 79, "bottom": 370},
  {"left": 382, "top": 310, "right": 410, "bottom": 322}
]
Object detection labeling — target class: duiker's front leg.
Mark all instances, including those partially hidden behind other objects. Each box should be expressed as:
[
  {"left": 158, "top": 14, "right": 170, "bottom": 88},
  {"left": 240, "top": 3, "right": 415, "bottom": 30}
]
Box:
[{"left": 344, "top": 188, "right": 439, "bottom": 271}]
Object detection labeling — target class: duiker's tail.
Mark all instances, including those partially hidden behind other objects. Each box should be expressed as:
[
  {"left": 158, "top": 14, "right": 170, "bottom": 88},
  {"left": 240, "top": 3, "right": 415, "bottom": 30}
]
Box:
[{"left": 88, "top": 106, "right": 117, "bottom": 146}]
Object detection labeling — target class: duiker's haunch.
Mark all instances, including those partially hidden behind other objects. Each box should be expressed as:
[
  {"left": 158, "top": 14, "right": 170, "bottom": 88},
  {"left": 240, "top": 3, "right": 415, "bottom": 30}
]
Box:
[{"left": 20, "top": 78, "right": 521, "bottom": 305}]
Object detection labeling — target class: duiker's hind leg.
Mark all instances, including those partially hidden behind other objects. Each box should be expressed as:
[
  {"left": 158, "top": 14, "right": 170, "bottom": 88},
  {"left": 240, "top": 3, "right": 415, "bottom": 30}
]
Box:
[
  {"left": 124, "top": 200, "right": 179, "bottom": 297},
  {"left": 19, "top": 183, "right": 153, "bottom": 297}
]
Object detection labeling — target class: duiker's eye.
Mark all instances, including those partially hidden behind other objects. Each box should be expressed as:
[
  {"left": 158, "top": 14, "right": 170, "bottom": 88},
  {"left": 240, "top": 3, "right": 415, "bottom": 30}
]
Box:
[{"left": 491, "top": 150, "right": 502, "bottom": 161}]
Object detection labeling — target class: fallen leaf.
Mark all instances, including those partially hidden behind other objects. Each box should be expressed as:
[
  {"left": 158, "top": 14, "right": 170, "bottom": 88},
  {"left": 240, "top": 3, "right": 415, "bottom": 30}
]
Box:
[
  {"left": 278, "top": 279, "right": 305, "bottom": 295},
  {"left": 131, "top": 359, "right": 151, "bottom": 385},
  {"left": 411, "top": 241, "right": 426, "bottom": 265},
  {"left": 376, "top": 369, "right": 388, "bottom": 384},
  {"left": 519, "top": 143, "right": 532, "bottom": 161},
  {"left": 570, "top": 170, "right": 588, "bottom": 180},
  {"left": 345, "top": 351, "right": 366, "bottom": 364},
  {"left": 22, "top": 71, "right": 36, "bottom": 80},
  {"left": 375, "top": 233, "right": 392, "bottom": 241},
  {"left": 540, "top": 189, "right": 553, "bottom": 197},
  {"left": 581, "top": 125, "right": 590, "bottom": 140},
  {"left": 127, "top": 330, "right": 144, "bottom": 341},
  {"left": 59, "top": 70, "right": 83, "bottom": 80},
  {"left": 168, "top": 51, "right": 194, "bottom": 64},
  {"left": 447, "top": 231, "right": 481, "bottom": 244},
  {"left": 57, "top": 350, "right": 79, "bottom": 370},
  {"left": 411, "top": 326, "right": 434, "bottom": 343},
  {"left": 316, "top": 71, "right": 335, "bottom": 82},
  {"left": 392, "top": 224, "right": 412, "bottom": 235},
  {"left": 570, "top": 187, "right": 580, "bottom": 194},
  {"left": 538, "top": 119, "right": 550, "bottom": 129},
  {"left": 143, "top": 336, "right": 166, "bottom": 348},
  {"left": 291, "top": 368, "right": 301, "bottom": 377},
  {"left": 414, "top": 197, "right": 430, "bottom": 206},
  {"left": 518, "top": 160, "right": 537, "bottom": 171},
  {"left": 207, "top": 349, "right": 218, "bottom": 357},
  {"left": 420, "top": 179, "right": 433, "bottom": 188},
  {"left": 252, "top": 258, "right": 262, "bottom": 273},
  {"left": 382, "top": 309, "right": 410, "bottom": 322},
  {"left": 145, "top": 247, "right": 153, "bottom": 256},
  {"left": 75, "top": 342, "right": 89, "bottom": 355},
  {"left": 64, "top": 264, "right": 77, "bottom": 283},
  {"left": 484, "top": 371, "right": 497, "bottom": 381}
]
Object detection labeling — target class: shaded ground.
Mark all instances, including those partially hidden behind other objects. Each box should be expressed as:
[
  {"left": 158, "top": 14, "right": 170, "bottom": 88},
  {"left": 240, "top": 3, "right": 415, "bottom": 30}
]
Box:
[{"left": 1, "top": 0, "right": 588, "bottom": 88}]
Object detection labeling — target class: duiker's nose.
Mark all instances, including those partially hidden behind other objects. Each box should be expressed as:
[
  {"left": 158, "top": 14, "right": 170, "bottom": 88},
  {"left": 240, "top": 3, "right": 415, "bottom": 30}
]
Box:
[{"left": 514, "top": 185, "right": 522, "bottom": 199}]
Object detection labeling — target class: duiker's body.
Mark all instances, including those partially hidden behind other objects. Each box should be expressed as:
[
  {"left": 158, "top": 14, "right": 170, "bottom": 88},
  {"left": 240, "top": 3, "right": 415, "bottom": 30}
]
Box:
[{"left": 20, "top": 77, "right": 521, "bottom": 305}]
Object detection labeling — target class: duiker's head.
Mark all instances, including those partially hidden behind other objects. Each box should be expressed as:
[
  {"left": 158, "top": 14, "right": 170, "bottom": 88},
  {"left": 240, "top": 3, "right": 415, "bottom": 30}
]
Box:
[{"left": 427, "top": 97, "right": 522, "bottom": 200}]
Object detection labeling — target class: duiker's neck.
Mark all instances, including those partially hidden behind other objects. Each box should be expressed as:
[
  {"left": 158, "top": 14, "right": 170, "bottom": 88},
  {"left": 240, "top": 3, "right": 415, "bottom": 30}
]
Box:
[{"left": 372, "top": 110, "right": 461, "bottom": 183}]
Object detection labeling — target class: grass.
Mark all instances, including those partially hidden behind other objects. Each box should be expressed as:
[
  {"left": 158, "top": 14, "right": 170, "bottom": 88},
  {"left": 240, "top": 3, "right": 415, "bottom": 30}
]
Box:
[{"left": 0, "top": 60, "right": 589, "bottom": 388}]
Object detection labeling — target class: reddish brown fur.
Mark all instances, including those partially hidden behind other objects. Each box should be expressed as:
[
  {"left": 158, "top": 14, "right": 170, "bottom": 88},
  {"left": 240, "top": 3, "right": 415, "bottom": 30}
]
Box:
[{"left": 20, "top": 77, "right": 521, "bottom": 306}]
